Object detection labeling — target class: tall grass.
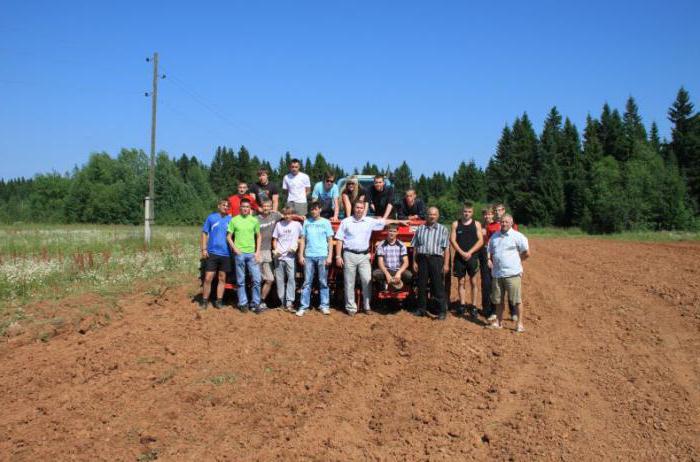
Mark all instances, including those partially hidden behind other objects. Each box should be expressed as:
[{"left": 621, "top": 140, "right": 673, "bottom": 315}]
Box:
[{"left": 0, "top": 225, "right": 199, "bottom": 306}]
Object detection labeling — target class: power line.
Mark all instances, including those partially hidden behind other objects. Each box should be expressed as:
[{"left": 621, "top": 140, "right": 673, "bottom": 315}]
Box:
[
  {"left": 0, "top": 78, "right": 144, "bottom": 96},
  {"left": 159, "top": 66, "right": 292, "bottom": 156}
]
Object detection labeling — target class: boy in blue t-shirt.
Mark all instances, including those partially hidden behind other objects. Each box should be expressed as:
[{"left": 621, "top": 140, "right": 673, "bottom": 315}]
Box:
[
  {"left": 200, "top": 199, "right": 232, "bottom": 309},
  {"left": 297, "top": 201, "right": 335, "bottom": 316}
]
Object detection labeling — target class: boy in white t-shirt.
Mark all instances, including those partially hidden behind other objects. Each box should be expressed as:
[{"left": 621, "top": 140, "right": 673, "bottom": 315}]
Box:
[
  {"left": 282, "top": 158, "right": 311, "bottom": 216},
  {"left": 272, "top": 205, "right": 303, "bottom": 310}
]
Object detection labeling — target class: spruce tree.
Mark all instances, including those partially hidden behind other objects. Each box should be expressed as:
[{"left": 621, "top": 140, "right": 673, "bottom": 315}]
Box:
[
  {"left": 600, "top": 104, "right": 627, "bottom": 161},
  {"left": 531, "top": 107, "right": 565, "bottom": 225},
  {"left": 668, "top": 87, "right": 694, "bottom": 169},
  {"left": 453, "top": 160, "right": 485, "bottom": 203},
  {"left": 561, "top": 118, "right": 586, "bottom": 226},
  {"left": 392, "top": 161, "right": 413, "bottom": 194},
  {"left": 508, "top": 114, "right": 538, "bottom": 225},
  {"left": 649, "top": 122, "right": 662, "bottom": 155},
  {"left": 668, "top": 87, "right": 699, "bottom": 207},
  {"left": 623, "top": 96, "right": 647, "bottom": 143},
  {"left": 237, "top": 146, "right": 252, "bottom": 182},
  {"left": 583, "top": 116, "right": 604, "bottom": 167},
  {"left": 485, "top": 125, "right": 513, "bottom": 204}
]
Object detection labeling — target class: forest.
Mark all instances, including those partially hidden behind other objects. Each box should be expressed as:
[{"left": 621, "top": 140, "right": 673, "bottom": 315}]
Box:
[{"left": 1, "top": 88, "right": 698, "bottom": 233}]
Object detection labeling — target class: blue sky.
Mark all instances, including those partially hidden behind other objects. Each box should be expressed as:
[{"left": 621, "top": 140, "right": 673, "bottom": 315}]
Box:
[{"left": 1, "top": 0, "right": 698, "bottom": 180}]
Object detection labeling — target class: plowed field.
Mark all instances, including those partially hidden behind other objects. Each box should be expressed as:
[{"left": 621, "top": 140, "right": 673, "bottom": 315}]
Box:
[{"left": 1, "top": 238, "right": 699, "bottom": 461}]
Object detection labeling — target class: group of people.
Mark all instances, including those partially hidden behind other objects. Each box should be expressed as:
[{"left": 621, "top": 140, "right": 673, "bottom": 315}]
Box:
[{"left": 200, "top": 159, "right": 530, "bottom": 331}]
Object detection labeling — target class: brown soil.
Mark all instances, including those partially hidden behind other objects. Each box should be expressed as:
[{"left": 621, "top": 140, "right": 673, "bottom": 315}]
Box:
[{"left": 1, "top": 238, "right": 699, "bottom": 461}]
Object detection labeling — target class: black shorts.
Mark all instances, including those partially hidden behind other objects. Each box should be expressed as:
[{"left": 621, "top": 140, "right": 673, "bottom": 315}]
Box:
[
  {"left": 453, "top": 255, "right": 479, "bottom": 278},
  {"left": 205, "top": 254, "right": 232, "bottom": 273}
]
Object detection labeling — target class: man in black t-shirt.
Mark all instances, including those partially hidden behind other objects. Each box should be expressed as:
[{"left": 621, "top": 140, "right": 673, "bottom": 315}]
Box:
[
  {"left": 367, "top": 174, "right": 395, "bottom": 219},
  {"left": 249, "top": 168, "right": 280, "bottom": 211},
  {"left": 396, "top": 189, "right": 426, "bottom": 220}
]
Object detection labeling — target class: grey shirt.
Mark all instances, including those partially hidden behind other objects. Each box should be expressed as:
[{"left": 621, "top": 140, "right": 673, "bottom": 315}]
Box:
[
  {"left": 257, "top": 211, "right": 282, "bottom": 251},
  {"left": 411, "top": 222, "right": 449, "bottom": 256}
]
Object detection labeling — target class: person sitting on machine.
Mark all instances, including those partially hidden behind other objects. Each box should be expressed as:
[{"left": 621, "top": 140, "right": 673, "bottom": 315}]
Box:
[
  {"left": 372, "top": 223, "right": 413, "bottom": 292},
  {"left": 396, "top": 189, "right": 426, "bottom": 220}
]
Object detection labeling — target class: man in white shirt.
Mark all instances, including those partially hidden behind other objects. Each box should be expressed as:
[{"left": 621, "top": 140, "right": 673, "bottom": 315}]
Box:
[
  {"left": 487, "top": 214, "right": 530, "bottom": 332},
  {"left": 282, "top": 158, "right": 311, "bottom": 216},
  {"left": 335, "top": 201, "right": 406, "bottom": 316}
]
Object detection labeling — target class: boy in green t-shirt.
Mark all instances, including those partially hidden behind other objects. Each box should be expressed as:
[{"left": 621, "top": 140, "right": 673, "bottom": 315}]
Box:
[{"left": 226, "top": 198, "right": 262, "bottom": 312}]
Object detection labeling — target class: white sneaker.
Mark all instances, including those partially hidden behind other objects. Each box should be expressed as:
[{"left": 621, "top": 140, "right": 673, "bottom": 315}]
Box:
[
  {"left": 295, "top": 308, "right": 306, "bottom": 317},
  {"left": 321, "top": 307, "right": 330, "bottom": 315},
  {"left": 487, "top": 314, "right": 498, "bottom": 322}
]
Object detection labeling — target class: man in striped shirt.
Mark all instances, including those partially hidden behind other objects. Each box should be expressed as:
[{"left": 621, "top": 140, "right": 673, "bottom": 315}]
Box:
[{"left": 411, "top": 206, "right": 450, "bottom": 320}]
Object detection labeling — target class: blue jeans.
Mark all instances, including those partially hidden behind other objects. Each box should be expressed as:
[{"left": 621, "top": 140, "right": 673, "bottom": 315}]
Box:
[
  {"left": 235, "top": 253, "right": 261, "bottom": 306},
  {"left": 300, "top": 256, "right": 329, "bottom": 309}
]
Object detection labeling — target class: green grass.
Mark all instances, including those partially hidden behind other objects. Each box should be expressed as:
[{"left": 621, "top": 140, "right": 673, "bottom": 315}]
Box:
[
  {"left": 204, "top": 373, "right": 238, "bottom": 385},
  {"left": 0, "top": 224, "right": 200, "bottom": 331},
  {"left": 522, "top": 226, "right": 700, "bottom": 242}
]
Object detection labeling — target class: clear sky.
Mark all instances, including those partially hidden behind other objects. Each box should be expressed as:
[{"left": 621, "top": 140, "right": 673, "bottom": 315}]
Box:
[{"left": 1, "top": 0, "right": 698, "bottom": 180}]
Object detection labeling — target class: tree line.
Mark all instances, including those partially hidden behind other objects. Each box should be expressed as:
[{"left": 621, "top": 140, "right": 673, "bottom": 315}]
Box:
[{"left": 1, "top": 87, "right": 698, "bottom": 232}]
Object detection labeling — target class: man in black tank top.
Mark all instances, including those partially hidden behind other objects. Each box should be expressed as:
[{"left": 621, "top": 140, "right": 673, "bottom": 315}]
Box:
[{"left": 450, "top": 202, "right": 484, "bottom": 319}]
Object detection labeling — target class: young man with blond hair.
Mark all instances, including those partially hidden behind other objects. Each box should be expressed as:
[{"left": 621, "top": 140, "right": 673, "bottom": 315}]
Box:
[{"left": 272, "top": 205, "right": 302, "bottom": 310}]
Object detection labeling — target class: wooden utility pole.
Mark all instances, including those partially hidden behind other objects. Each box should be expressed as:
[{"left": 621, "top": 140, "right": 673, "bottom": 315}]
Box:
[{"left": 145, "top": 52, "right": 159, "bottom": 245}]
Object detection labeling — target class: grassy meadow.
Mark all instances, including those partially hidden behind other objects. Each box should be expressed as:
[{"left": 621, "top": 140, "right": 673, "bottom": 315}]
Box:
[{"left": 0, "top": 224, "right": 199, "bottom": 334}]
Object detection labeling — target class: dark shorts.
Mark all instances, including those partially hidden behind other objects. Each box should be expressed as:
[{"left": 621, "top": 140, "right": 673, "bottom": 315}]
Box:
[
  {"left": 205, "top": 254, "right": 232, "bottom": 273},
  {"left": 453, "top": 255, "right": 479, "bottom": 278}
]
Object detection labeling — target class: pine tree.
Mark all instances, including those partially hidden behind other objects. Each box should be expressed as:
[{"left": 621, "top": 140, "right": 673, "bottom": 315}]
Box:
[
  {"left": 176, "top": 154, "right": 190, "bottom": 179},
  {"left": 649, "top": 122, "right": 662, "bottom": 155},
  {"left": 237, "top": 145, "right": 252, "bottom": 182},
  {"left": 508, "top": 114, "right": 538, "bottom": 224},
  {"left": 583, "top": 116, "right": 604, "bottom": 168},
  {"left": 668, "top": 86, "right": 699, "bottom": 207},
  {"left": 561, "top": 118, "right": 586, "bottom": 226},
  {"left": 209, "top": 146, "right": 236, "bottom": 198},
  {"left": 600, "top": 104, "right": 627, "bottom": 161},
  {"left": 684, "top": 114, "right": 700, "bottom": 208},
  {"left": 361, "top": 162, "right": 380, "bottom": 175},
  {"left": 623, "top": 96, "right": 647, "bottom": 147},
  {"left": 311, "top": 153, "right": 330, "bottom": 181},
  {"left": 452, "top": 160, "right": 485, "bottom": 203},
  {"left": 668, "top": 87, "right": 694, "bottom": 165},
  {"left": 485, "top": 125, "right": 513, "bottom": 204},
  {"left": 392, "top": 161, "right": 413, "bottom": 194},
  {"left": 531, "top": 107, "right": 565, "bottom": 225},
  {"left": 415, "top": 174, "right": 431, "bottom": 203}
]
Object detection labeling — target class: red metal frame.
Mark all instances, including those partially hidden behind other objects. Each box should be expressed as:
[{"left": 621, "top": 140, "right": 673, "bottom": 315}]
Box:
[{"left": 220, "top": 218, "right": 427, "bottom": 306}]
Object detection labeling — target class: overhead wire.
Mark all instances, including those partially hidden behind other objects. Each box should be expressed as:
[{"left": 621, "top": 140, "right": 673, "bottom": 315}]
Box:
[{"left": 159, "top": 65, "right": 292, "bottom": 157}]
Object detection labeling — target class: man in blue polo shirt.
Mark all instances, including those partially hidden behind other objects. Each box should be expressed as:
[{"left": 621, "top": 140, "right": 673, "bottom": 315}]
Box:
[{"left": 200, "top": 199, "right": 232, "bottom": 309}]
